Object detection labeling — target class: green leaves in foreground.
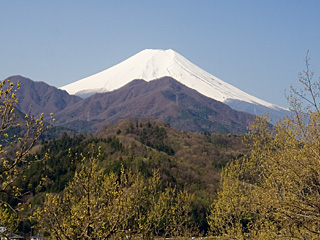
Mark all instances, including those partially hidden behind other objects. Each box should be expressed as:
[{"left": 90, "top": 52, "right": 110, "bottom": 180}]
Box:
[{"left": 36, "top": 149, "right": 195, "bottom": 239}]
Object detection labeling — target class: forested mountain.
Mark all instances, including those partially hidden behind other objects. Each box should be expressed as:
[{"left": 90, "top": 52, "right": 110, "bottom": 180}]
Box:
[
  {"left": 54, "top": 77, "right": 256, "bottom": 134},
  {"left": 7, "top": 75, "right": 257, "bottom": 134},
  {"left": 11, "top": 118, "right": 250, "bottom": 234},
  {"left": 0, "top": 76, "right": 254, "bottom": 236},
  {"left": 1, "top": 69, "right": 267, "bottom": 238}
]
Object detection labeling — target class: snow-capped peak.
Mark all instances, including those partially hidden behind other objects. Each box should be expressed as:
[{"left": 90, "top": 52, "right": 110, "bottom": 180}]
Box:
[{"left": 60, "top": 49, "right": 286, "bottom": 111}]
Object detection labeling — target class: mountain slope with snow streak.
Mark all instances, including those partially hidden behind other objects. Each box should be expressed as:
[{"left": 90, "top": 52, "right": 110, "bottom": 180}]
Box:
[{"left": 60, "top": 49, "right": 288, "bottom": 118}]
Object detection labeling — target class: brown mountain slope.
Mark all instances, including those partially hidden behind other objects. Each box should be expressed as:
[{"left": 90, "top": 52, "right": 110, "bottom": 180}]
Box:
[
  {"left": 54, "top": 77, "right": 256, "bottom": 134},
  {"left": 8, "top": 75, "right": 82, "bottom": 118}
]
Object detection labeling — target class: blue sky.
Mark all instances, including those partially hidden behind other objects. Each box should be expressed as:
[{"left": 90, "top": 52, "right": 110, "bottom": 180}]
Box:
[{"left": 0, "top": 0, "right": 319, "bottom": 108}]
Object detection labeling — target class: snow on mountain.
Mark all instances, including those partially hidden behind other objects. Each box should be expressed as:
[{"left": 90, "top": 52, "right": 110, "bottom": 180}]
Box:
[{"left": 60, "top": 49, "right": 287, "bottom": 114}]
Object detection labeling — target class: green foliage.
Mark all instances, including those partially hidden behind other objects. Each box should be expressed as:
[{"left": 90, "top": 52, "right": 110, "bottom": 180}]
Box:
[
  {"left": 208, "top": 55, "right": 320, "bottom": 239},
  {"left": 10, "top": 118, "right": 248, "bottom": 236},
  {"left": 126, "top": 120, "right": 175, "bottom": 155},
  {"left": 35, "top": 150, "right": 195, "bottom": 239},
  {"left": 0, "top": 78, "right": 52, "bottom": 237}
]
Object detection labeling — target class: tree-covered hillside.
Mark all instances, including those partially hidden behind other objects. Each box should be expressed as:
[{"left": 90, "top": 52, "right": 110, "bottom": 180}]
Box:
[{"left": 10, "top": 118, "right": 249, "bottom": 236}]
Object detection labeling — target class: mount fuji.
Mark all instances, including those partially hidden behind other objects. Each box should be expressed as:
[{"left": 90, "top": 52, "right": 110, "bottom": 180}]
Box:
[{"left": 60, "top": 49, "right": 289, "bottom": 120}]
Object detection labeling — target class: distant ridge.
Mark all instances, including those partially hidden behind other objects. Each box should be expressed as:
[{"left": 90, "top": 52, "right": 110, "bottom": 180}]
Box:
[
  {"left": 56, "top": 77, "right": 256, "bottom": 134},
  {"left": 5, "top": 75, "right": 256, "bottom": 134},
  {"left": 9, "top": 75, "right": 82, "bottom": 118},
  {"left": 60, "top": 49, "right": 289, "bottom": 120}
]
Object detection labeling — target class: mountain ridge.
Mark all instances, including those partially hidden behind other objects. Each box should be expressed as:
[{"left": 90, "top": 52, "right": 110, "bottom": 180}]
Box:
[
  {"left": 55, "top": 77, "right": 256, "bottom": 134},
  {"left": 8, "top": 75, "right": 82, "bottom": 118},
  {"left": 60, "top": 49, "right": 289, "bottom": 120}
]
